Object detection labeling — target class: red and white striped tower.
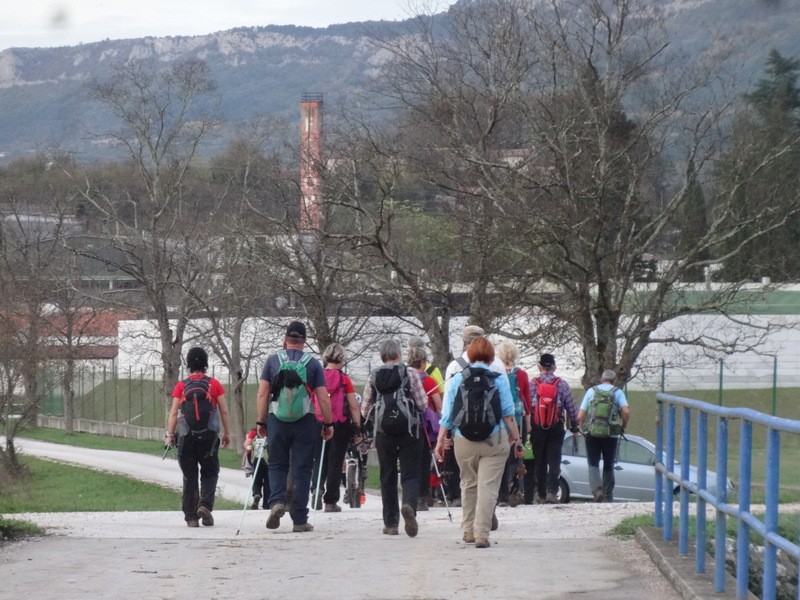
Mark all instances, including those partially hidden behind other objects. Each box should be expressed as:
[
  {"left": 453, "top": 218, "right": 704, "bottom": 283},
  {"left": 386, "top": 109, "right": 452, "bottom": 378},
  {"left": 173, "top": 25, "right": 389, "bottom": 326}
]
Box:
[{"left": 300, "top": 93, "right": 324, "bottom": 232}]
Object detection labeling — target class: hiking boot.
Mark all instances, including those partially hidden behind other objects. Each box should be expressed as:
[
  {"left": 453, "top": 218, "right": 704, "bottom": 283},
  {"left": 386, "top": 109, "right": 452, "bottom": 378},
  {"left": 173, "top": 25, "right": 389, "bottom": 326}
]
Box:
[
  {"left": 197, "top": 506, "right": 214, "bottom": 527},
  {"left": 416, "top": 499, "right": 430, "bottom": 512},
  {"left": 545, "top": 492, "right": 558, "bottom": 504},
  {"left": 251, "top": 495, "right": 261, "bottom": 510},
  {"left": 462, "top": 531, "right": 475, "bottom": 544},
  {"left": 536, "top": 495, "right": 547, "bottom": 504},
  {"left": 508, "top": 492, "right": 522, "bottom": 508},
  {"left": 292, "top": 522, "right": 314, "bottom": 533},
  {"left": 324, "top": 503, "right": 342, "bottom": 513},
  {"left": 491, "top": 511, "right": 499, "bottom": 531},
  {"left": 475, "top": 538, "right": 491, "bottom": 549},
  {"left": 497, "top": 501, "right": 509, "bottom": 507},
  {"left": 451, "top": 498, "right": 462, "bottom": 507},
  {"left": 401, "top": 504, "right": 418, "bottom": 538},
  {"left": 186, "top": 519, "right": 199, "bottom": 528},
  {"left": 266, "top": 503, "right": 285, "bottom": 529},
  {"left": 313, "top": 495, "right": 323, "bottom": 511},
  {"left": 592, "top": 489, "right": 605, "bottom": 503},
  {"left": 383, "top": 526, "right": 399, "bottom": 535}
]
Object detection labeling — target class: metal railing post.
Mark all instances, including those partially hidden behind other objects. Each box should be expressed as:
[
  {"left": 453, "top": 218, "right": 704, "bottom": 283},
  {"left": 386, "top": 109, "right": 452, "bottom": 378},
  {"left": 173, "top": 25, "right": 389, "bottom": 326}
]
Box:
[
  {"left": 655, "top": 398, "right": 664, "bottom": 528},
  {"left": 696, "top": 411, "right": 708, "bottom": 573},
  {"left": 736, "top": 421, "right": 752, "bottom": 599},
  {"left": 714, "top": 416, "right": 728, "bottom": 593},
  {"left": 665, "top": 404, "right": 676, "bottom": 540},
  {"left": 762, "top": 428, "right": 781, "bottom": 600},
  {"left": 679, "top": 406, "right": 691, "bottom": 555}
]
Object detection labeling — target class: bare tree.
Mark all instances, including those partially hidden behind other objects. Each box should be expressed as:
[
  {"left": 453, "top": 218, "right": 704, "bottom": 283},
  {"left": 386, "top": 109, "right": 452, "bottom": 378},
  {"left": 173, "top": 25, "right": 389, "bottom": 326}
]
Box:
[
  {"left": 364, "top": 0, "right": 800, "bottom": 385},
  {"left": 73, "top": 58, "right": 222, "bottom": 397}
]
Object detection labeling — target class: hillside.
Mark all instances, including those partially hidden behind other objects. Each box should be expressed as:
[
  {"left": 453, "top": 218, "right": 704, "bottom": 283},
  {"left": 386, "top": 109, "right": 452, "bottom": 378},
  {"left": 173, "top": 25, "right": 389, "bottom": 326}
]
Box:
[{"left": 0, "top": 0, "right": 798, "bottom": 165}]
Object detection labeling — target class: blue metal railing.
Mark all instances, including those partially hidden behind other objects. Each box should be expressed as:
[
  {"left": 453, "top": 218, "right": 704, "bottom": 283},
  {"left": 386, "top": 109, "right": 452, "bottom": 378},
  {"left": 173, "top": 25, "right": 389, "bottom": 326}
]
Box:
[{"left": 655, "top": 393, "right": 800, "bottom": 600}]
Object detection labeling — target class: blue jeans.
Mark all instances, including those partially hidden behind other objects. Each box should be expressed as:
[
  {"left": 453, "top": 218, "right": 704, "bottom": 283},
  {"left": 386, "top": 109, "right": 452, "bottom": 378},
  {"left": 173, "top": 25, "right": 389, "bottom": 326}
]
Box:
[{"left": 267, "top": 413, "right": 319, "bottom": 525}]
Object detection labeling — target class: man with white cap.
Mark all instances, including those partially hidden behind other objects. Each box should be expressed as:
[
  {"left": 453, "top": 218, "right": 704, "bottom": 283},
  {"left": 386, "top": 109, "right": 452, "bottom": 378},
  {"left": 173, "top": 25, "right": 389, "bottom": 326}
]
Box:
[{"left": 578, "top": 369, "right": 630, "bottom": 502}]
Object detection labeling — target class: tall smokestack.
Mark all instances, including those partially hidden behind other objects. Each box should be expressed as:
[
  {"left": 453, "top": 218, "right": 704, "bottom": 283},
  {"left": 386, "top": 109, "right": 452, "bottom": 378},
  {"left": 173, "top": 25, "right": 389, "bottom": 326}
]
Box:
[{"left": 300, "top": 93, "right": 324, "bottom": 232}]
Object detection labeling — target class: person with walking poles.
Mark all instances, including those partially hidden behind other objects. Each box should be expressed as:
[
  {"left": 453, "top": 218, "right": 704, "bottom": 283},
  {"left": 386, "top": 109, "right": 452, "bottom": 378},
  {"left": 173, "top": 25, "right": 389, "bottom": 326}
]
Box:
[
  {"left": 256, "top": 321, "right": 333, "bottom": 533},
  {"left": 406, "top": 344, "right": 443, "bottom": 512},
  {"left": 530, "top": 353, "right": 580, "bottom": 504},
  {"left": 312, "top": 342, "right": 362, "bottom": 513},
  {"left": 442, "top": 325, "right": 505, "bottom": 506},
  {"left": 435, "top": 337, "right": 524, "bottom": 549},
  {"left": 361, "top": 339, "right": 429, "bottom": 537},
  {"left": 166, "top": 346, "right": 231, "bottom": 527},
  {"left": 578, "top": 369, "right": 630, "bottom": 502}
]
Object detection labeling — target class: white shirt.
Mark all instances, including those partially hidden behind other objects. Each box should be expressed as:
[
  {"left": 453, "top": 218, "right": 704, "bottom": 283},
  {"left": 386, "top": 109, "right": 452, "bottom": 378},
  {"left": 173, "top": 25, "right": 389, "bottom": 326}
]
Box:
[{"left": 444, "top": 351, "right": 505, "bottom": 395}]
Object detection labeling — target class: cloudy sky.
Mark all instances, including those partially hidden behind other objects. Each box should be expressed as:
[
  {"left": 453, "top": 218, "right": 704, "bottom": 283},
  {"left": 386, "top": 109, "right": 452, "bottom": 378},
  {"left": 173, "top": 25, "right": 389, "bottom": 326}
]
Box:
[{"left": 1, "top": 1, "right": 455, "bottom": 51}]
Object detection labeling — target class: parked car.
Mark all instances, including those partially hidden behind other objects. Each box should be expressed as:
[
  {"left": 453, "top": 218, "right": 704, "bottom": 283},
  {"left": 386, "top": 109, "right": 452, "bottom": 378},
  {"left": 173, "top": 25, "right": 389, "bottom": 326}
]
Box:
[{"left": 557, "top": 432, "right": 734, "bottom": 503}]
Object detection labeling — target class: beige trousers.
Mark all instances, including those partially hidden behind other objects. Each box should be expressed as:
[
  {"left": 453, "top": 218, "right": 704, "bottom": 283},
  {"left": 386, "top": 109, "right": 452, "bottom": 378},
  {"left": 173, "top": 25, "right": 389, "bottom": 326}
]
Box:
[{"left": 454, "top": 429, "right": 510, "bottom": 540}]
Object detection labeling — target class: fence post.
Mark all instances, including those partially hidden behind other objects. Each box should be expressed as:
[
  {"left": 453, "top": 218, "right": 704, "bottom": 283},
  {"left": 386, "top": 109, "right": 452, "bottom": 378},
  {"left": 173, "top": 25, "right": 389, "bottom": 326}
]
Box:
[
  {"left": 736, "top": 421, "right": 752, "bottom": 599},
  {"left": 696, "top": 411, "right": 708, "bottom": 574},
  {"left": 153, "top": 366, "right": 157, "bottom": 428},
  {"left": 717, "top": 358, "right": 723, "bottom": 406},
  {"left": 714, "top": 416, "right": 729, "bottom": 593},
  {"left": 771, "top": 356, "right": 778, "bottom": 416},
  {"left": 655, "top": 397, "right": 664, "bottom": 528},
  {"left": 679, "top": 406, "right": 691, "bottom": 555},
  {"left": 660, "top": 360, "right": 665, "bottom": 392}
]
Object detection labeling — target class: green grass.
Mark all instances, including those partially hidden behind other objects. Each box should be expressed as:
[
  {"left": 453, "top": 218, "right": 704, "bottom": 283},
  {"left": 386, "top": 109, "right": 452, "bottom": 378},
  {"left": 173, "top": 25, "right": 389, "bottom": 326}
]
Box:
[
  {"left": 0, "top": 516, "right": 45, "bottom": 540},
  {"left": 612, "top": 510, "right": 800, "bottom": 544},
  {"left": 18, "top": 428, "right": 243, "bottom": 470}
]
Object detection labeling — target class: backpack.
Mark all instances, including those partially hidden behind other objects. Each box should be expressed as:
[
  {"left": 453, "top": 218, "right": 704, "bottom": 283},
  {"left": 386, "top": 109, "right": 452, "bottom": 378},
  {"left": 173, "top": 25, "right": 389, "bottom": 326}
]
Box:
[
  {"left": 508, "top": 368, "right": 524, "bottom": 429},
  {"left": 179, "top": 375, "right": 219, "bottom": 439},
  {"left": 452, "top": 367, "right": 502, "bottom": 442},
  {"left": 270, "top": 350, "right": 314, "bottom": 423},
  {"left": 532, "top": 376, "right": 561, "bottom": 428},
  {"left": 582, "top": 386, "right": 623, "bottom": 438},
  {"left": 372, "top": 364, "right": 419, "bottom": 438},
  {"left": 317, "top": 368, "right": 346, "bottom": 423}
]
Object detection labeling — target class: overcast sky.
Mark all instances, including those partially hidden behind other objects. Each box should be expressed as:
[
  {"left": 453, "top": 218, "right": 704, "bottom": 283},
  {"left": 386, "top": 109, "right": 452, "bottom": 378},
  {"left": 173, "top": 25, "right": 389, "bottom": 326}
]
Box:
[{"left": 1, "top": 1, "right": 455, "bottom": 51}]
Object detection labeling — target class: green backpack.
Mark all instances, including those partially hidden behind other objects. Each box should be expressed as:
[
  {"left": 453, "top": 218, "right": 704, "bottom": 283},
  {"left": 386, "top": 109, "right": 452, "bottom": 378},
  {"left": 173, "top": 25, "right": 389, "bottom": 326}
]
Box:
[
  {"left": 582, "top": 386, "right": 623, "bottom": 438},
  {"left": 270, "top": 350, "right": 313, "bottom": 422}
]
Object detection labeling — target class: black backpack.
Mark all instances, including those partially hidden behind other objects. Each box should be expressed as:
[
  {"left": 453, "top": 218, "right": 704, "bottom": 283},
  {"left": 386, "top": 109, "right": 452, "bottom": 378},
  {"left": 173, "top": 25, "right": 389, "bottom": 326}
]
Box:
[
  {"left": 179, "top": 375, "right": 219, "bottom": 438},
  {"left": 452, "top": 367, "right": 502, "bottom": 441},
  {"left": 372, "top": 364, "right": 419, "bottom": 438}
]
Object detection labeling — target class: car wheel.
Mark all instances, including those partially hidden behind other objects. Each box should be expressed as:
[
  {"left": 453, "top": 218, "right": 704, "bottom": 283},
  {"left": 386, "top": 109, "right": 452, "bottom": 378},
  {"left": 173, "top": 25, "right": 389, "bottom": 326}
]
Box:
[{"left": 557, "top": 477, "right": 570, "bottom": 503}]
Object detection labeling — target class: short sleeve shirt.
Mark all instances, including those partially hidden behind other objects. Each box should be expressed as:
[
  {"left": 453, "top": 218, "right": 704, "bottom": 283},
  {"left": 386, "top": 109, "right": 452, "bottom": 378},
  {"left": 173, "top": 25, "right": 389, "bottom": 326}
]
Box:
[
  {"left": 260, "top": 349, "right": 326, "bottom": 390},
  {"left": 171, "top": 372, "right": 225, "bottom": 401}
]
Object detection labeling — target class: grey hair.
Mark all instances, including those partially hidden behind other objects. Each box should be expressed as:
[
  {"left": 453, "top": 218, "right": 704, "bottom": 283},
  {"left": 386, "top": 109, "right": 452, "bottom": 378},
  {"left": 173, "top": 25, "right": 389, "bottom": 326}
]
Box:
[
  {"left": 406, "top": 345, "right": 427, "bottom": 368},
  {"left": 322, "top": 343, "right": 346, "bottom": 366},
  {"left": 406, "top": 335, "right": 426, "bottom": 349},
  {"left": 495, "top": 341, "right": 518, "bottom": 368},
  {"left": 601, "top": 369, "right": 617, "bottom": 382},
  {"left": 379, "top": 339, "right": 403, "bottom": 363}
]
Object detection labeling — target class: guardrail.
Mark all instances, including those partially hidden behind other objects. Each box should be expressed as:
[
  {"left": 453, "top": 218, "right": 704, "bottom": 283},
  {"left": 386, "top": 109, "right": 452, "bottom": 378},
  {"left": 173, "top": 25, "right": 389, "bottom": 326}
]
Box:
[{"left": 654, "top": 393, "right": 800, "bottom": 600}]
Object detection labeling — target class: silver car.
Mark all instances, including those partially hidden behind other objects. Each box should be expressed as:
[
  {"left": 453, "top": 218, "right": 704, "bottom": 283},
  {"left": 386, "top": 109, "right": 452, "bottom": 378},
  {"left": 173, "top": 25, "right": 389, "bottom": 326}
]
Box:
[{"left": 557, "top": 432, "right": 733, "bottom": 502}]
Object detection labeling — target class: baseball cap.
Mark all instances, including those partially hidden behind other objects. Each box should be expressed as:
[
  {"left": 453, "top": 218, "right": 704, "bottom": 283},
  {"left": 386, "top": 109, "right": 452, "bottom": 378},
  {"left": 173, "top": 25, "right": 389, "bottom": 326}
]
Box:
[
  {"left": 462, "top": 325, "right": 485, "bottom": 344},
  {"left": 538, "top": 353, "right": 556, "bottom": 368},
  {"left": 285, "top": 321, "right": 307, "bottom": 339}
]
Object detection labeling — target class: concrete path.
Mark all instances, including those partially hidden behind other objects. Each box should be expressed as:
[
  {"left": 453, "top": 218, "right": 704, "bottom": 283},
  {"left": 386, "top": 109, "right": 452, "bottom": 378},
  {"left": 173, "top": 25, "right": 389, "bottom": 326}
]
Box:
[{"left": 1, "top": 439, "right": 684, "bottom": 600}]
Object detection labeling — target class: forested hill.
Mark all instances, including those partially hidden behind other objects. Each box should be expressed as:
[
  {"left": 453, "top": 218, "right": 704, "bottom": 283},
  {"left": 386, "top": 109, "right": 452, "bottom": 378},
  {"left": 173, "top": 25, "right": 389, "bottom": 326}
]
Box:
[{"left": 0, "top": 0, "right": 798, "bottom": 165}]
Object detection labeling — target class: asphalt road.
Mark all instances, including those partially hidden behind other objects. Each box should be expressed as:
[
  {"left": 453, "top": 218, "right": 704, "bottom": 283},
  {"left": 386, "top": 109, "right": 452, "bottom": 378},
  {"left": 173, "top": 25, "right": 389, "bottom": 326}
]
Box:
[{"left": 1, "top": 439, "right": 683, "bottom": 600}]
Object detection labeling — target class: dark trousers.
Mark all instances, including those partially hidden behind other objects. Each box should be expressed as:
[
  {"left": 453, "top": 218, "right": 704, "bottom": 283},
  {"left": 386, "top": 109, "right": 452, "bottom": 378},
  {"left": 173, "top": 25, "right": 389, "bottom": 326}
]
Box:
[
  {"left": 376, "top": 431, "right": 422, "bottom": 527},
  {"left": 443, "top": 443, "right": 461, "bottom": 500},
  {"left": 312, "top": 420, "right": 351, "bottom": 505},
  {"left": 177, "top": 433, "right": 220, "bottom": 522},
  {"left": 585, "top": 434, "right": 619, "bottom": 499},
  {"left": 252, "top": 457, "right": 270, "bottom": 507},
  {"left": 531, "top": 421, "right": 566, "bottom": 497},
  {"left": 499, "top": 420, "right": 528, "bottom": 503},
  {"left": 419, "top": 434, "right": 433, "bottom": 499},
  {"left": 267, "top": 413, "right": 318, "bottom": 525}
]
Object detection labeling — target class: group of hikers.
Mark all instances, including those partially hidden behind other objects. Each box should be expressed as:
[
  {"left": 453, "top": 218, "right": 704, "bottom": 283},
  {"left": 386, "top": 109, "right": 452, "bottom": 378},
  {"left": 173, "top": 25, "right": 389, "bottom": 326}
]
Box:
[{"left": 165, "top": 321, "right": 630, "bottom": 546}]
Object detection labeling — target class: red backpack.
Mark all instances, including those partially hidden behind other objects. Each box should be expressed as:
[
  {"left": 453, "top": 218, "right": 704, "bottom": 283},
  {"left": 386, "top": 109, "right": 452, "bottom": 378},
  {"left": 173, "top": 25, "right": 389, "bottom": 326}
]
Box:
[
  {"left": 317, "top": 368, "right": 347, "bottom": 423},
  {"left": 533, "top": 377, "right": 561, "bottom": 428}
]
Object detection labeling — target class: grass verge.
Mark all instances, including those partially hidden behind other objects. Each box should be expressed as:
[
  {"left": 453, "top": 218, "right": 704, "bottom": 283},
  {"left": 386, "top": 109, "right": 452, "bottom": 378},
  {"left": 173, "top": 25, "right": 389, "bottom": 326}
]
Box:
[
  {"left": 18, "top": 427, "right": 243, "bottom": 469},
  {"left": 0, "top": 516, "right": 45, "bottom": 540}
]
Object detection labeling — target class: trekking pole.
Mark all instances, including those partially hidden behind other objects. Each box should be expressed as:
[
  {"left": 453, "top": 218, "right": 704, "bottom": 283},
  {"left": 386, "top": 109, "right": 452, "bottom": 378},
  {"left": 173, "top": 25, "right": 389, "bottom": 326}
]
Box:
[
  {"left": 162, "top": 443, "right": 175, "bottom": 460},
  {"left": 312, "top": 438, "right": 327, "bottom": 527},
  {"left": 423, "top": 426, "right": 453, "bottom": 523},
  {"left": 236, "top": 437, "right": 266, "bottom": 535}
]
